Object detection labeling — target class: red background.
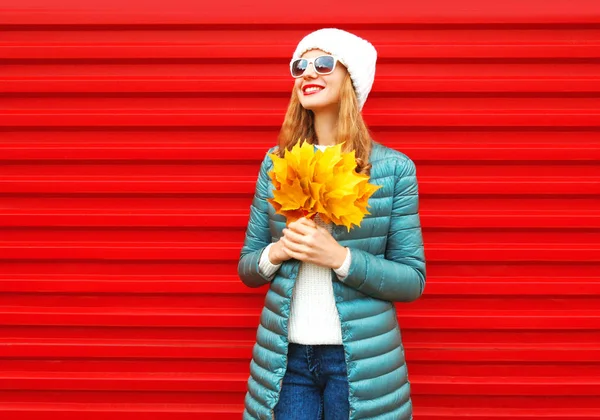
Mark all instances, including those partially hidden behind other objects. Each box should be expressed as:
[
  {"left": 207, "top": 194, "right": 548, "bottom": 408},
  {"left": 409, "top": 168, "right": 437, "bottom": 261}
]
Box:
[{"left": 1, "top": 0, "right": 600, "bottom": 418}]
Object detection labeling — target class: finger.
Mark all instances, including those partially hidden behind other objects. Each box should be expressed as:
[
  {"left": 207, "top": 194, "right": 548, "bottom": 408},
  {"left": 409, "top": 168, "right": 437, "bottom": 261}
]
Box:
[
  {"left": 288, "top": 220, "right": 317, "bottom": 236},
  {"left": 281, "top": 241, "right": 304, "bottom": 261},
  {"left": 282, "top": 228, "right": 304, "bottom": 245},
  {"left": 282, "top": 236, "right": 307, "bottom": 254},
  {"left": 298, "top": 217, "right": 317, "bottom": 228},
  {"left": 281, "top": 243, "right": 295, "bottom": 259}
]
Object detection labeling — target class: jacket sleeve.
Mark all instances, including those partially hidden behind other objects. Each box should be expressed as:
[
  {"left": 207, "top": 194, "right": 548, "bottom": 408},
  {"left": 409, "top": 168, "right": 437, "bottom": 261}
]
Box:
[
  {"left": 339, "top": 156, "right": 426, "bottom": 302},
  {"left": 238, "top": 148, "right": 278, "bottom": 288}
]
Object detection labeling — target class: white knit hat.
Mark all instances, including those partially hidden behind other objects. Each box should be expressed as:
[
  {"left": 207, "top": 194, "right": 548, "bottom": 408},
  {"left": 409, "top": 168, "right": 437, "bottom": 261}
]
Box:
[{"left": 292, "top": 28, "right": 377, "bottom": 111}]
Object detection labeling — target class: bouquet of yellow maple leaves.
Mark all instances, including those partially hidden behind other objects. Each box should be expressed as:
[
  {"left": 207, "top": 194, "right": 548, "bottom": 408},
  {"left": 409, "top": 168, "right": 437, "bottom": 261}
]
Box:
[{"left": 266, "top": 140, "right": 381, "bottom": 232}]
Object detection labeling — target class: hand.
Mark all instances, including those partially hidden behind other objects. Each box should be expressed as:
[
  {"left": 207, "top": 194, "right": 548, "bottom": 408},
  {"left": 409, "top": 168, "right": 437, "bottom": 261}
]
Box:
[
  {"left": 268, "top": 240, "right": 292, "bottom": 265},
  {"left": 280, "top": 217, "right": 348, "bottom": 269}
]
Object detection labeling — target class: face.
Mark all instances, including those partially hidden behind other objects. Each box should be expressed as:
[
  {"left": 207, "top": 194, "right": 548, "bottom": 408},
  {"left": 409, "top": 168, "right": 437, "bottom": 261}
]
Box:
[{"left": 293, "top": 49, "right": 348, "bottom": 112}]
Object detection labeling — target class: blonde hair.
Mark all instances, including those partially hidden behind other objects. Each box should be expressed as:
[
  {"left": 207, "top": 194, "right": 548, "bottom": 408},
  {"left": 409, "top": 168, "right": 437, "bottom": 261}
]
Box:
[{"left": 275, "top": 73, "right": 374, "bottom": 176}]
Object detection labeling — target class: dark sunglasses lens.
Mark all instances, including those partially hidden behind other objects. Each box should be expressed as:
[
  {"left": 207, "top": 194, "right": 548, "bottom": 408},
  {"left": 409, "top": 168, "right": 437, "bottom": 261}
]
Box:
[
  {"left": 314, "top": 56, "right": 335, "bottom": 73},
  {"left": 291, "top": 59, "right": 307, "bottom": 77}
]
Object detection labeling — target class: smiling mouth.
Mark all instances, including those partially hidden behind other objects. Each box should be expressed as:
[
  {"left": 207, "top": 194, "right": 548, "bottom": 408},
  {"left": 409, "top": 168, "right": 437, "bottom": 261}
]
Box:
[{"left": 303, "top": 86, "right": 324, "bottom": 95}]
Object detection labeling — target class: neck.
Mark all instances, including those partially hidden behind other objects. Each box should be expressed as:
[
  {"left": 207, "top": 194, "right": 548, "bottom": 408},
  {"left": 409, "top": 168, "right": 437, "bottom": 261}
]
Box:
[{"left": 313, "top": 107, "right": 338, "bottom": 146}]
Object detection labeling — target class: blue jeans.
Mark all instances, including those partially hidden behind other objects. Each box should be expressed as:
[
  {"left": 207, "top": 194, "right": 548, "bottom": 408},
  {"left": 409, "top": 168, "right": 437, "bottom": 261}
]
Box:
[{"left": 274, "top": 343, "right": 350, "bottom": 419}]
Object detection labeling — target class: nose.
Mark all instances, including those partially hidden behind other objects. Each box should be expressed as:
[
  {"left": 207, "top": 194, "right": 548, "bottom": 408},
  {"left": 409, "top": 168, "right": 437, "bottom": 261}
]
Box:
[{"left": 302, "top": 61, "right": 318, "bottom": 78}]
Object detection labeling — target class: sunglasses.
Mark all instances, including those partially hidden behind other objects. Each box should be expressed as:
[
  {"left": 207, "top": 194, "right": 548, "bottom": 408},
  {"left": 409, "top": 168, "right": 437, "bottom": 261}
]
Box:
[{"left": 290, "top": 55, "right": 341, "bottom": 78}]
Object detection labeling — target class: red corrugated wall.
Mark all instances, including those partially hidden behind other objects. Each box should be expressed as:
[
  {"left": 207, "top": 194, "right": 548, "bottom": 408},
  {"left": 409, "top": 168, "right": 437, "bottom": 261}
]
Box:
[{"left": 1, "top": 1, "right": 600, "bottom": 418}]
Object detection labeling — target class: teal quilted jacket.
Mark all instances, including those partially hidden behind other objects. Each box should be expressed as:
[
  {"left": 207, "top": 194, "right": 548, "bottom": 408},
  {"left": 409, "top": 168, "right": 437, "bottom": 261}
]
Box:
[{"left": 238, "top": 140, "right": 426, "bottom": 419}]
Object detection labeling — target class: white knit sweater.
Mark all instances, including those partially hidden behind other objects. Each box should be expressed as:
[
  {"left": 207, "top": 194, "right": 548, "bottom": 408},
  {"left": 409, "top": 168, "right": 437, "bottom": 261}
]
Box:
[{"left": 258, "top": 144, "right": 352, "bottom": 345}]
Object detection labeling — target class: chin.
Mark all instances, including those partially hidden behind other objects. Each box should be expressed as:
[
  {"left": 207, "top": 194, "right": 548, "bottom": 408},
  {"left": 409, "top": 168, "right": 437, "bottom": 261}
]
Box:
[{"left": 300, "top": 100, "right": 334, "bottom": 111}]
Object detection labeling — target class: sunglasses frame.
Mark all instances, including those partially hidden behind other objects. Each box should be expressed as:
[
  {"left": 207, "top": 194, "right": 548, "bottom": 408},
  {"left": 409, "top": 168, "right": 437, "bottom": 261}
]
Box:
[{"left": 289, "top": 54, "right": 341, "bottom": 78}]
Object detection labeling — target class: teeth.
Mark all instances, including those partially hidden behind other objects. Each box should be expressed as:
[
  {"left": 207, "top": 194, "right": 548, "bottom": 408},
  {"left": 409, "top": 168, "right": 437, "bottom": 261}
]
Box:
[{"left": 304, "top": 86, "right": 323, "bottom": 93}]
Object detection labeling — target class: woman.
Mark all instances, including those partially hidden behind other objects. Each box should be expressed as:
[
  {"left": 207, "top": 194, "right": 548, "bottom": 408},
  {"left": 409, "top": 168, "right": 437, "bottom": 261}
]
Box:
[{"left": 238, "top": 28, "right": 426, "bottom": 420}]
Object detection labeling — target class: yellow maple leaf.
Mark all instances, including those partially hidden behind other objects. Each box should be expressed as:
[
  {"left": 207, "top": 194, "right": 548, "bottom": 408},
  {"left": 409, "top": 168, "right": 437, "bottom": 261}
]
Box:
[{"left": 266, "top": 140, "right": 382, "bottom": 232}]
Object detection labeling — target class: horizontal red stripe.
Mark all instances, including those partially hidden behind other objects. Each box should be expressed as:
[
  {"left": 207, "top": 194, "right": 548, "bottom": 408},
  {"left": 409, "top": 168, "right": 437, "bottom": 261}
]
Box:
[
  {"left": 2, "top": 142, "right": 600, "bottom": 161},
  {"left": 2, "top": 110, "right": 600, "bottom": 127},
  {"left": 2, "top": 43, "right": 600, "bottom": 59},
  {"left": 0, "top": 339, "right": 598, "bottom": 363},
  {"left": 0, "top": 371, "right": 597, "bottom": 396},
  {"left": 1, "top": 1, "right": 599, "bottom": 25},
  {"left": 1, "top": 210, "right": 600, "bottom": 228},
  {"left": 3, "top": 76, "right": 600, "bottom": 94},
  {"left": 0, "top": 307, "right": 598, "bottom": 329},
  {"left": 0, "top": 176, "right": 598, "bottom": 194},
  {"left": 0, "top": 276, "right": 599, "bottom": 296},
  {"left": 0, "top": 242, "right": 598, "bottom": 262}
]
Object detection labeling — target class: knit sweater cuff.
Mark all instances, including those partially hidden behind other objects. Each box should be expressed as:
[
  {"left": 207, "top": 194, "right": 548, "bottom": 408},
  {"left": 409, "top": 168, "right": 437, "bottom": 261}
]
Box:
[
  {"left": 333, "top": 247, "right": 351, "bottom": 280},
  {"left": 258, "top": 243, "right": 281, "bottom": 281}
]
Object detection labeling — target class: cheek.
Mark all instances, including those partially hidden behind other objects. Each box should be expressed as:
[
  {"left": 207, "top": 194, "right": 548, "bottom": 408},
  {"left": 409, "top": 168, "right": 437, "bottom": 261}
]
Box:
[
  {"left": 324, "top": 75, "right": 344, "bottom": 99},
  {"left": 326, "top": 82, "right": 342, "bottom": 101}
]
